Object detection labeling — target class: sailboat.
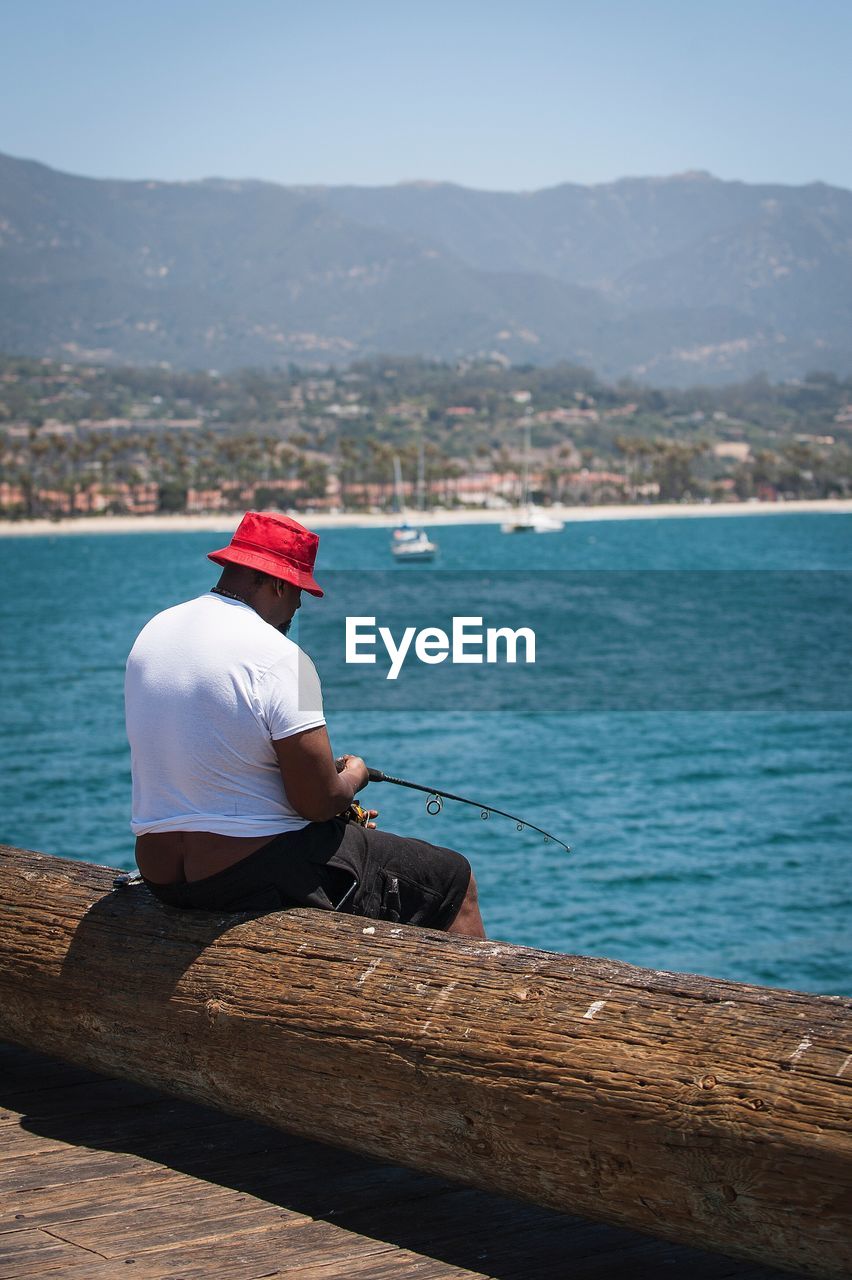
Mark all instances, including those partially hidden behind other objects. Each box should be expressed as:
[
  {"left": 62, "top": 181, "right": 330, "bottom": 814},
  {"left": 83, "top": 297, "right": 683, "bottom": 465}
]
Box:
[
  {"left": 501, "top": 421, "right": 564, "bottom": 534},
  {"left": 391, "top": 453, "right": 438, "bottom": 560}
]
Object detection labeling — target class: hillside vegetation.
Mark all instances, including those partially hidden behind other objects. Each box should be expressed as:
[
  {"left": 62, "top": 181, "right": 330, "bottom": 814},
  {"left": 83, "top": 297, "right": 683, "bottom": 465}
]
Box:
[{"left": 2, "top": 153, "right": 851, "bottom": 386}]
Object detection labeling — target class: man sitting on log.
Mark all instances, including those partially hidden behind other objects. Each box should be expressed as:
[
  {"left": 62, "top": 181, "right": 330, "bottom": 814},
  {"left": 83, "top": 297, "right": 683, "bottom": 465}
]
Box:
[{"left": 125, "top": 510, "right": 485, "bottom": 937}]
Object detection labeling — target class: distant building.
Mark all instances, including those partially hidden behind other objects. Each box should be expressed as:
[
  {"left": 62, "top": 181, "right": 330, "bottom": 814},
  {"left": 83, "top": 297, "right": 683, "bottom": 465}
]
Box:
[
  {"left": 534, "top": 407, "right": 599, "bottom": 424},
  {"left": 712, "top": 442, "right": 752, "bottom": 462}
]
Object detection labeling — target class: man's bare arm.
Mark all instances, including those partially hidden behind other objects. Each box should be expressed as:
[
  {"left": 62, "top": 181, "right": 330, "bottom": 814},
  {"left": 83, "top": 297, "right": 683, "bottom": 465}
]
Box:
[{"left": 274, "top": 725, "right": 368, "bottom": 821}]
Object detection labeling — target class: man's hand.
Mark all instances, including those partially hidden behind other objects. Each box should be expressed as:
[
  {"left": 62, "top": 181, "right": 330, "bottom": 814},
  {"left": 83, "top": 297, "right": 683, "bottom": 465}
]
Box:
[
  {"left": 335, "top": 754, "right": 369, "bottom": 792},
  {"left": 335, "top": 758, "right": 376, "bottom": 823}
]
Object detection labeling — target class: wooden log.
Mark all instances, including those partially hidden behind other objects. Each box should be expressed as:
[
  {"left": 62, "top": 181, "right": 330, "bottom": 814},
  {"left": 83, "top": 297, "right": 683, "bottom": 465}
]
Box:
[{"left": 0, "top": 845, "right": 849, "bottom": 1279}]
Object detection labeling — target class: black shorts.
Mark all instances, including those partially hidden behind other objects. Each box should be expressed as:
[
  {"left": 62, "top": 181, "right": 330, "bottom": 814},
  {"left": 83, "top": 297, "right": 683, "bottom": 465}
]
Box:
[{"left": 142, "top": 817, "right": 471, "bottom": 931}]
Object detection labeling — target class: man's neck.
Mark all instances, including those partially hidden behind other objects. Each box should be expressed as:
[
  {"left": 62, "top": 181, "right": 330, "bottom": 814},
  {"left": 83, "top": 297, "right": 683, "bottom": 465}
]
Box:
[
  {"left": 211, "top": 584, "right": 253, "bottom": 608},
  {"left": 213, "top": 576, "right": 283, "bottom": 630}
]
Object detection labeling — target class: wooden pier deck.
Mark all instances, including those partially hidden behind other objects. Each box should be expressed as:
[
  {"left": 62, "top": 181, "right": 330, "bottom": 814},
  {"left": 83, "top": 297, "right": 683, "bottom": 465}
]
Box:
[{"left": 0, "top": 1041, "right": 798, "bottom": 1280}]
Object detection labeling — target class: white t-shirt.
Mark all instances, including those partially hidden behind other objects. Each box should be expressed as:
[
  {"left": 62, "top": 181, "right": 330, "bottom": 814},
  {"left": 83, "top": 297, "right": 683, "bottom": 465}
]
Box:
[{"left": 125, "top": 592, "right": 326, "bottom": 837}]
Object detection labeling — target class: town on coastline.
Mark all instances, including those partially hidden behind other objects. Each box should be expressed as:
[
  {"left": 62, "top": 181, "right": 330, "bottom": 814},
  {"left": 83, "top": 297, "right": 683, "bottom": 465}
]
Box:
[{"left": 1, "top": 354, "right": 850, "bottom": 521}]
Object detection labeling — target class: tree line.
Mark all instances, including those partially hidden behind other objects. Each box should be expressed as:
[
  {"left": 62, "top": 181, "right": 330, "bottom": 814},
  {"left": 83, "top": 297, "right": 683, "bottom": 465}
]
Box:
[{"left": 1, "top": 355, "right": 850, "bottom": 518}]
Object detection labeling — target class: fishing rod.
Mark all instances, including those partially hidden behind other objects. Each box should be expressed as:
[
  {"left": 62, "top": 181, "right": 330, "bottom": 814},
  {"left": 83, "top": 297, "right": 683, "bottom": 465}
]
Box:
[
  {"left": 356, "top": 764, "right": 571, "bottom": 854},
  {"left": 115, "top": 766, "right": 568, "bottom": 895}
]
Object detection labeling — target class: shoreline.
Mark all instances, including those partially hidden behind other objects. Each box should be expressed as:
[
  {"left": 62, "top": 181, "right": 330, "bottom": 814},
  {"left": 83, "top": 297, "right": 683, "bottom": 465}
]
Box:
[{"left": 0, "top": 497, "right": 850, "bottom": 537}]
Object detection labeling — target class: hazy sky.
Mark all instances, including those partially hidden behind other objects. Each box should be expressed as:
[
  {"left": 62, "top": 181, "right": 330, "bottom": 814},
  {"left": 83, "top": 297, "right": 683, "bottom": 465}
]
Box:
[{"left": 2, "top": 0, "right": 850, "bottom": 191}]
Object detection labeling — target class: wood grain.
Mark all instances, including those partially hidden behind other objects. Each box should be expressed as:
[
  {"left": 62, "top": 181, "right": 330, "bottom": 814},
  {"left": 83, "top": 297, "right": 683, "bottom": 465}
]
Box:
[
  {"left": 0, "top": 845, "right": 849, "bottom": 1278},
  {"left": 0, "top": 1042, "right": 795, "bottom": 1279}
]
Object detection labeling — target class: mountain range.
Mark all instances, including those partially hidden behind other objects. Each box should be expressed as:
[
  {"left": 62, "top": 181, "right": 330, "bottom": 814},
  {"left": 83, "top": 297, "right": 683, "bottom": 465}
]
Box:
[{"left": 1, "top": 151, "right": 850, "bottom": 385}]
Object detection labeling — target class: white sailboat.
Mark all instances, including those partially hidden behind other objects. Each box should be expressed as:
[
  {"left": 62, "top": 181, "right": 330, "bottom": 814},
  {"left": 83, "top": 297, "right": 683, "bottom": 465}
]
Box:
[
  {"left": 501, "top": 422, "right": 564, "bottom": 533},
  {"left": 391, "top": 453, "right": 438, "bottom": 560}
]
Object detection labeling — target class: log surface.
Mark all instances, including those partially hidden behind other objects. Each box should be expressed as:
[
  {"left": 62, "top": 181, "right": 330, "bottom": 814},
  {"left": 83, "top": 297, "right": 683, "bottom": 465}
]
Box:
[{"left": 0, "top": 845, "right": 850, "bottom": 1279}]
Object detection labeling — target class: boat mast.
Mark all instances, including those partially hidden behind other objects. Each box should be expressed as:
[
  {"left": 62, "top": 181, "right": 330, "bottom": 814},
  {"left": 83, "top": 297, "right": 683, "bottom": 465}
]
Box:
[
  {"left": 416, "top": 439, "right": 426, "bottom": 512},
  {"left": 393, "top": 454, "right": 406, "bottom": 517},
  {"left": 520, "top": 418, "right": 531, "bottom": 510}
]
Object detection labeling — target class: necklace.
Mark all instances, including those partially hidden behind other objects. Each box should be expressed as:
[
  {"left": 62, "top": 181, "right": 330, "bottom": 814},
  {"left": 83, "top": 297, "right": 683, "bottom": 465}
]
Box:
[{"left": 211, "top": 586, "right": 253, "bottom": 607}]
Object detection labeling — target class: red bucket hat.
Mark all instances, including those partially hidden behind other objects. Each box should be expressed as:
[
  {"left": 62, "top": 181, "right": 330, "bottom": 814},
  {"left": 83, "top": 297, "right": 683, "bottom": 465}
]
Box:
[{"left": 208, "top": 511, "right": 323, "bottom": 597}]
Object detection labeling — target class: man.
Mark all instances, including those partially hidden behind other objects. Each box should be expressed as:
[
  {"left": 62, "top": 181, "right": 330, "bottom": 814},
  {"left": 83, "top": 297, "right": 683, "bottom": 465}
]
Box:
[{"left": 125, "top": 510, "right": 485, "bottom": 938}]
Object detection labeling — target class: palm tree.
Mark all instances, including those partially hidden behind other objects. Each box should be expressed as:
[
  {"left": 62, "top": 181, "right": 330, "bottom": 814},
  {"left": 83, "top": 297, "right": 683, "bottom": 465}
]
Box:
[{"left": 337, "top": 437, "right": 363, "bottom": 510}]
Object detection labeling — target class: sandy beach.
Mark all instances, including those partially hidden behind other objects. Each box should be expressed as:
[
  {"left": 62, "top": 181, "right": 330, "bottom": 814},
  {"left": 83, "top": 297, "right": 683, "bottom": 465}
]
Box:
[{"left": 0, "top": 498, "right": 849, "bottom": 538}]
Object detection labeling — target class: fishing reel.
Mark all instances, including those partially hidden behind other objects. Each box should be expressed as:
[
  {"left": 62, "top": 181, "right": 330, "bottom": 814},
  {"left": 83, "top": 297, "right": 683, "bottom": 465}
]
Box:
[{"left": 341, "top": 800, "right": 371, "bottom": 827}]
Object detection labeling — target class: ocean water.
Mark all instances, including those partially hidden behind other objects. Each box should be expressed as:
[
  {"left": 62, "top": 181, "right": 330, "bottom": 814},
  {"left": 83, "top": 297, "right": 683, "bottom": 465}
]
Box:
[{"left": 0, "top": 512, "right": 850, "bottom": 996}]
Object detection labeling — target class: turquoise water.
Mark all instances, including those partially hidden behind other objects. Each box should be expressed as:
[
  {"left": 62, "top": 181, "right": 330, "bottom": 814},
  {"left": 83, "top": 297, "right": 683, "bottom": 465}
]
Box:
[{"left": 1, "top": 513, "right": 850, "bottom": 995}]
